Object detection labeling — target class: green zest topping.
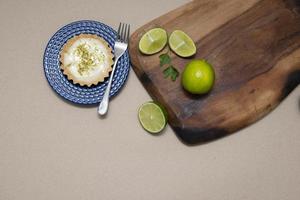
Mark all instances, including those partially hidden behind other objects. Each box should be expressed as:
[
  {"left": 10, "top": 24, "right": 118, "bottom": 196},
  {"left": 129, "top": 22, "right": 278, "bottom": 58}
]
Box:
[{"left": 74, "top": 43, "right": 105, "bottom": 75}]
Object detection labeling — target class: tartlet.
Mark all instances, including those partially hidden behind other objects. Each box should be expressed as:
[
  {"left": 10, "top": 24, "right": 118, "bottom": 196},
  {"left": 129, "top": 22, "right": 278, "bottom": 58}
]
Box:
[{"left": 60, "top": 34, "right": 114, "bottom": 86}]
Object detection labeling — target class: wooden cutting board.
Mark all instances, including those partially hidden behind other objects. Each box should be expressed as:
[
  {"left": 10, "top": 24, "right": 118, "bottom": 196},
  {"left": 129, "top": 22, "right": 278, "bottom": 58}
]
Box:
[{"left": 129, "top": 0, "right": 300, "bottom": 145}]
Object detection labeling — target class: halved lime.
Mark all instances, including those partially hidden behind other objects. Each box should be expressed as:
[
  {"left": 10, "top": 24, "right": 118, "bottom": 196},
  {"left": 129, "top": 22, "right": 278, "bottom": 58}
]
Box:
[
  {"left": 169, "top": 30, "right": 196, "bottom": 57},
  {"left": 138, "top": 102, "right": 167, "bottom": 134},
  {"left": 139, "top": 28, "right": 168, "bottom": 55}
]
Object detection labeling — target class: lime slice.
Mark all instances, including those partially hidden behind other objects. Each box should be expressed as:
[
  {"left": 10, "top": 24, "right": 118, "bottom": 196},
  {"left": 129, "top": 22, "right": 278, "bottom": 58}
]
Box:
[
  {"left": 138, "top": 102, "right": 167, "bottom": 134},
  {"left": 169, "top": 30, "right": 196, "bottom": 57},
  {"left": 139, "top": 28, "right": 168, "bottom": 55}
]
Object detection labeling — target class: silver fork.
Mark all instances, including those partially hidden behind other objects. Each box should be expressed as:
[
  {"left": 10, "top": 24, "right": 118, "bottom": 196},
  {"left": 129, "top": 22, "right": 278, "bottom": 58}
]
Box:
[{"left": 98, "top": 23, "right": 130, "bottom": 115}]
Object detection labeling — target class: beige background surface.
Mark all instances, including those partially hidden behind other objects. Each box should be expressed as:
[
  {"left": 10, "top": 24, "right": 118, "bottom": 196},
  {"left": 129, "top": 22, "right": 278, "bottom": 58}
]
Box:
[{"left": 0, "top": 0, "right": 300, "bottom": 199}]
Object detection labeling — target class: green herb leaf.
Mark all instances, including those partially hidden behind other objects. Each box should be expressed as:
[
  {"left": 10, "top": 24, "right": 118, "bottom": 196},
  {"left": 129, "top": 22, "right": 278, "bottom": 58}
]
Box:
[
  {"left": 159, "top": 53, "right": 171, "bottom": 67},
  {"left": 163, "top": 65, "right": 179, "bottom": 81}
]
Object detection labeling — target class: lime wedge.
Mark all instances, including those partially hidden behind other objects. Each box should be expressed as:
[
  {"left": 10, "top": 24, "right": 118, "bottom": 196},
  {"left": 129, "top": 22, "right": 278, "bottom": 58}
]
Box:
[
  {"left": 169, "top": 30, "right": 196, "bottom": 57},
  {"left": 139, "top": 28, "right": 168, "bottom": 55},
  {"left": 138, "top": 102, "right": 167, "bottom": 134}
]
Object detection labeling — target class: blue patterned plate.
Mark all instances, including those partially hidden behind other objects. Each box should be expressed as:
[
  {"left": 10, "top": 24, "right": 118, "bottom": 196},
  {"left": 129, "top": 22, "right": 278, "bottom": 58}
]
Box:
[{"left": 43, "top": 20, "right": 130, "bottom": 105}]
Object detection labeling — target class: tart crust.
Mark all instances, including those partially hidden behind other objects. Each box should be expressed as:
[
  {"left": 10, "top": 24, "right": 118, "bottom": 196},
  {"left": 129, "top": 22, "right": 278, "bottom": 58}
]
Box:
[{"left": 60, "top": 34, "right": 114, "bottom": 87}]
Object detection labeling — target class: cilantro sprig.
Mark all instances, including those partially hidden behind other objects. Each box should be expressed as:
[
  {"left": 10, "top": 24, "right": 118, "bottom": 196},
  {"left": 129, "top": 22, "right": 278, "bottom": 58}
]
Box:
[
  {"left": 163, "top": 65, "right": 179, "bottom": 81},
  {"left": 159, "top": 53, "right": 179, "bottom": 81},
  {"left": 159, "top": 53, "right": 171, "bottom": 66}
]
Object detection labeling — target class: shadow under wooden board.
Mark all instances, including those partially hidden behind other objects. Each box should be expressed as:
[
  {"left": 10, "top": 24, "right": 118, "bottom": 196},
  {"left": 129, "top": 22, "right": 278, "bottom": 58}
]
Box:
[{"left": 129, "top": 0, "right": 300, "bottom": 145}]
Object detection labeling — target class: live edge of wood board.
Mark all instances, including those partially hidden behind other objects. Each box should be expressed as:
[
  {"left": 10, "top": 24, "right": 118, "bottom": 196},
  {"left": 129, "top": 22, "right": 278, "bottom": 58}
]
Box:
[{"left": 129, "top": 0, "right": 300, "bottom": 145}]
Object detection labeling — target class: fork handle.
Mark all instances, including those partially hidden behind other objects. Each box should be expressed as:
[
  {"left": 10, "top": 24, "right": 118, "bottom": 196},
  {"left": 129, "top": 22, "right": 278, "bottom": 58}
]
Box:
[{"left": 98, "top": 57, "right": 120, "bottom": 115}]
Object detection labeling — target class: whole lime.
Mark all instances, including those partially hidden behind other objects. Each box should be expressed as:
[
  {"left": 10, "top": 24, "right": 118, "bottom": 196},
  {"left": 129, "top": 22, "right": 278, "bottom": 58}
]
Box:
[{"left": 181, "top": 60, "right": 215, "bottom": 94}]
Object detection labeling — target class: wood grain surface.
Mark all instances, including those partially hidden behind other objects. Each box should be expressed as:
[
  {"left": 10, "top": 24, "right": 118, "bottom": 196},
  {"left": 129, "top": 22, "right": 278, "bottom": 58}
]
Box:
[{"left": 129, "top": 0, "right": 300, "bottom": 145}]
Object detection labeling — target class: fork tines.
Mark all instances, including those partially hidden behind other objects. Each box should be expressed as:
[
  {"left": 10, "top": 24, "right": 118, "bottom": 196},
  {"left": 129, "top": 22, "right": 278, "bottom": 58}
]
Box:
[{"left": 117, "top": 23, "right": 130, "bottom": 43}]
